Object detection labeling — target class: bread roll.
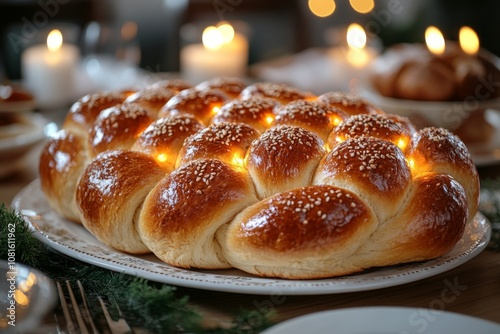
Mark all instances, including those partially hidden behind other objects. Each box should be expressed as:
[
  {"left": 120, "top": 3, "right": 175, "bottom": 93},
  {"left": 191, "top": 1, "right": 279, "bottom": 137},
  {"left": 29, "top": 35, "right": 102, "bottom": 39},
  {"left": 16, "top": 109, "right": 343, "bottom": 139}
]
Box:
[
  {"left": 219, "top": 185, "right": 378, "bottom": 279},
  {"left": 351, "top": 173, "right": 467, "bottom": 268},
  {"left": 63, "top": 91, "right": 126, "bottom": 137},
  {"left": 158, "top": 87, "right": 229, "bottom": 126},
  {"left": 131, "top": 114, "right": 204, "bottom": 171},
  {"left": 76, "top": 150, "right": 167, "bottom": 253},
  {"left": 407, "top": 127, "right": 480, "bottom": 223},
  {"left": 196, "top": 77, "right": 247, "bottom": 98},
  {"left": 138, "top": 159, "right": 258, "bottom": 269},
  {"left": 176, "top": 122, "right": 259, "bottom": 168},
  {"left": 317, "top": 91, "right": 383, "bottom": 116},
  {"left": 395, "top": 60, "right": 456, "bottom": 101},
  {"left": 314, "top": 136, "right": 412, "bottom": 223},
  {"left": 39, "top": 130, "right": 89, "bottom": 222},
  {"left": 272, "top": 99, "right": 348, "bottom": 142},
  {"left": 327, "top": 113, "right": 414, "bottom": 153},
  {"left": 124, "top": 86, "right": 176, "bottom": 117},
  {"left": 246, "top": 125, "right": 326, "bottom": 199},
  {"left": 149, "top": 78, "right": 192, "bottom": 92},
  {"left": 211, "top": 97, "right": 278, "bottom": 133},
  {"left": 88, "top": 103, "right": 155, "bottom": 159},
  {"left": 240, "top": 82, "right": 315, "bottom": 104}
]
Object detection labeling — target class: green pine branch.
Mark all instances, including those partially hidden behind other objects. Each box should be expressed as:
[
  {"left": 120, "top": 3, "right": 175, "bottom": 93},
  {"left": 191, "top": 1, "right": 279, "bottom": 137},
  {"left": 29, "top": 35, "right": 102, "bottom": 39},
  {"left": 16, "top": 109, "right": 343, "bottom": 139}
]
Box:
[{"left": 0, "top": 203, "right": 274, "bottom": 333}]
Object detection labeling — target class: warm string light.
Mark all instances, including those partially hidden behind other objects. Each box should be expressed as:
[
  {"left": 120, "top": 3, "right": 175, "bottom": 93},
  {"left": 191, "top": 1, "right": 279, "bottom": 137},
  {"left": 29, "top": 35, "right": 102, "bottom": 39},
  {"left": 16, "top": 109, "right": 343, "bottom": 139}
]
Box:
[
  {"left": 156, "top": 153, "right": 168, "bottom": 163},
  {"left": 211, "top": 105, "right": 221, "bottom": 116}
]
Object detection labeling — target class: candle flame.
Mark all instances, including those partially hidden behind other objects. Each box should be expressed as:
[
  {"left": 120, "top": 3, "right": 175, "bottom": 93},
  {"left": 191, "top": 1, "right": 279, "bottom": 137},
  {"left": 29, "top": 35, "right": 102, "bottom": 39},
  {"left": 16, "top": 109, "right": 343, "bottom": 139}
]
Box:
[
  {"left": 308, "top": 0, "right": 336, "bottom": 17},
  {"left": 47, "top": 29, "right": 63, "bottom": 52},
  {"left": 347, "top": 23, "right": 367, "bottom": 49},
  {"left": 231, "top": 153, "right": 245, "bottom": 168},
  {"left": 217, "top": 22, "right": 235, "bottom": 44},
  {"left": 349, "top": 0, "right": 374, "bottom": 14},
  {"left": 459, "top": 26, "right": 479, "bottom": 55},
  {"left": 202, "top": 23, "right": 235, "bottom": 50},
  {"left": 425, "top": 26, "right": 445, "bottom": 55}
]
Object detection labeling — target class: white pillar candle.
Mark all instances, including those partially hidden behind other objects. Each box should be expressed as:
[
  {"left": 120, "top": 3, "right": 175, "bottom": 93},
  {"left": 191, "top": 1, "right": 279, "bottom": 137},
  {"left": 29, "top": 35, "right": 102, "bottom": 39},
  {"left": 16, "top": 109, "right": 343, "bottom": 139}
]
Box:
[
  {"left": 327, "top": 24, "right": 379, "bottom": 92},
  {"left": 22, "top": 29, "right": 80, "bottom": 109},
  {"left": 181, "top": 23, "right": 248, "bottom": 84}
]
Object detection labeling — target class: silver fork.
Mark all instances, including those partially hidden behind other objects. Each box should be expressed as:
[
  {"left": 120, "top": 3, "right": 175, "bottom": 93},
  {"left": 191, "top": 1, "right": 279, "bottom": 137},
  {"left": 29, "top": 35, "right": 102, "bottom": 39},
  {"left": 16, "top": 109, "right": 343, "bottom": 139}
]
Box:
[{"left": 56, "top": 280, "right": 133, "bottom": 334}]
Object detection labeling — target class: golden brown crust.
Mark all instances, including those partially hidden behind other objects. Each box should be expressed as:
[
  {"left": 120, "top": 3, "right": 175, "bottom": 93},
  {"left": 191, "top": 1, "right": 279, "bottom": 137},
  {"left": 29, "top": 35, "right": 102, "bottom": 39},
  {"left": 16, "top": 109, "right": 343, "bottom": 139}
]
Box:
[
  {"left": 158, "top": 88, "right": 229, "bottom": 126},
  {"left": 407, "top": 127, "right": 480, "bottom": 223},
  {"left": 240, "top": 82, "right": 315, "bottom": 104},
  {"left": 395, "top": 60, "right": 456, "bottom": 101},
  {"left": 39, "top": 79, "right": 479, "bottom": 279},
  {"left": 63, "top": 91, "right": 125, "bottom": 136},
  {"left": 314, "top": 136, "right": 412, "bottom": 222},
  {"left": 351, "top": 173, "right": 467, "bottom": 268},
  {"left": 246, "top": 125, "right": 326, "bottom": 199},
  {"left": 131, "top": 114, "right": 205, "bottom": 171},
  {"left": 221, "top": 185, "right": 377, "bottom": 278},
  {"left": 177, "top": 122, "right": 260, "bottom": 168},
  {"left": 196, "top": 77, "right": 247, "bottom": 98},
  {"left": 39, "top": 130, "right": 89, "bottom": 222},
  {"left": 272, "top": 99, "right": 348, "bottom": 142},
  {"left": 124, "top": 86, "right": 176, "bottom": 117},
  {"left": 88, "top": 103, "right": 154, "bottom": 159},
  {"left": 149, "top": 78, "right": 193, "bottom": 92},
  {"left": 212, "top": 97, "right": 279, "bottom": 133},
  {"left": 76, "top": 150, "right": 166, "bottom": 253},
  {"left": 139, "top": 159, "right": 258, "bottom": 269},
  {"left": 317, "top": 91, "right": 383, "bottom": 116},
  {"left": 370, "top": 42, "right": 500, "bottom": 101},
  {"left": 328, "top": 114, "right": 414, "bottom": 152}
]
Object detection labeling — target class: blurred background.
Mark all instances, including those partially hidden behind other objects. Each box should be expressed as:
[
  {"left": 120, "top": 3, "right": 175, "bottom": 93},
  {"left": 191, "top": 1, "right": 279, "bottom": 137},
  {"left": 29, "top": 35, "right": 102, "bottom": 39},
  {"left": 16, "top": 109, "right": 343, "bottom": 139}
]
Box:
[{"left": 1, "top": 0, "right": 499, "bottom": 80}]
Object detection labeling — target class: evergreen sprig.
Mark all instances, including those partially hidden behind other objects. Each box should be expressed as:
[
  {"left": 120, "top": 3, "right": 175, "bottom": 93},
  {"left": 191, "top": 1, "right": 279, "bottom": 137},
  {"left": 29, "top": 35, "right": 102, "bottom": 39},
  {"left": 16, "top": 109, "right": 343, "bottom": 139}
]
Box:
[
  {"left": 480, "top": 178, "right": 500, "bottom": 251},
  {"left": 0, "top": 204, "right": 274, "bottom": 333}
]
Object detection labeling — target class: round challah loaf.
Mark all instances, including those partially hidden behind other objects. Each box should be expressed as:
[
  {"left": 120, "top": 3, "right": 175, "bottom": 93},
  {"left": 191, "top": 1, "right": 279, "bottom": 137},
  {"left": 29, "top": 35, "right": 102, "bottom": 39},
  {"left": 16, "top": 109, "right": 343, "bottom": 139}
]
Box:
[{"left": 39, "top": 77, "right": 480, "bottom": 279}]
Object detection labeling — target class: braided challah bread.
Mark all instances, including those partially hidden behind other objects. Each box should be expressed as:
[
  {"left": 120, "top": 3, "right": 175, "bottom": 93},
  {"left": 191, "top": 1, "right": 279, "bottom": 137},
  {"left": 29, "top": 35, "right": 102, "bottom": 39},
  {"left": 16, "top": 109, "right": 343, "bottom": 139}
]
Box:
[{"left": 39, "top": 77, "right": 480, "bottom": 279}]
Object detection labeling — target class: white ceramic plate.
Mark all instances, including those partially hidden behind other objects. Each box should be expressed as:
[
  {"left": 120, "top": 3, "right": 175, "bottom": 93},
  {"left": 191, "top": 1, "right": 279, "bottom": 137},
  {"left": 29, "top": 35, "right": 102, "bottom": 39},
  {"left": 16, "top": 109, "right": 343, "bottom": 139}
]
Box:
[
  {"left": 260, "top": 306, "right": 500, "bottom": 334},
  {"left": 12, "top": 180, "right": 491, "bottom": 296}
]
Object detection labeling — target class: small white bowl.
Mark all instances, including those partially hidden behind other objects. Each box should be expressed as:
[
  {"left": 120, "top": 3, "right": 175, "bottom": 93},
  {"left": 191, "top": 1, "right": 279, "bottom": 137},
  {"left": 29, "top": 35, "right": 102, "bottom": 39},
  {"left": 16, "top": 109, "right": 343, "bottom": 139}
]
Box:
[{"left": 0, "top": 260, "right": 57, "bottom": 333}]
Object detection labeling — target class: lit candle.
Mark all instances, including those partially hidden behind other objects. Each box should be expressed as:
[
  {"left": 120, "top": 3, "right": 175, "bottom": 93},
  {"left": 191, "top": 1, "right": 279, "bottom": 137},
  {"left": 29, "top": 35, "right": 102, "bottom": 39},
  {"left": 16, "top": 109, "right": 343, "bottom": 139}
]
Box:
[
  {"left": 425, "top": 26, "right": 446, "bottom": 55},
  {"left": 327, "top": 23, "right": 378, "bottom": 91},
  {"left": 459, "top": 26, "right": 480, "bottom": 55},
  {"left": 180, "top": 23, "right": 248, "bottom": 84},
  {"left": 21, "top": 29, "right": 80, "bottom": 109}
]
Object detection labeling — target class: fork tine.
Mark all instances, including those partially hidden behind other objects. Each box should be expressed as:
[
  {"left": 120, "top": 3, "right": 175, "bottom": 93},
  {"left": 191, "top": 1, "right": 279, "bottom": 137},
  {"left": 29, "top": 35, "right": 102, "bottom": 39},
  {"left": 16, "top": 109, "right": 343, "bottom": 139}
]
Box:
[
  {"left": 77, "top": 280, "right": 99, "bottom": 333},
  {"left": 98, "top": 297, "right": 133, "bottom": 334},
  {"left": 56, "top": 281, "right": 77, "bottom": 334},
  {"left": 66, "top": 280, "right": 90, "bottom": 334}
]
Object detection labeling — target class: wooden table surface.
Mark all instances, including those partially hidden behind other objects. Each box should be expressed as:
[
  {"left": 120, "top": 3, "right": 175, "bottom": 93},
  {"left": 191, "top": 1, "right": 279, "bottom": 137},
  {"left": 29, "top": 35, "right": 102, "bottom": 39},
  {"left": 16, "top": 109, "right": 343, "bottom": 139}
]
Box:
[{"left": 1, "top": 127, "right": 499, "bottom": 332}]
